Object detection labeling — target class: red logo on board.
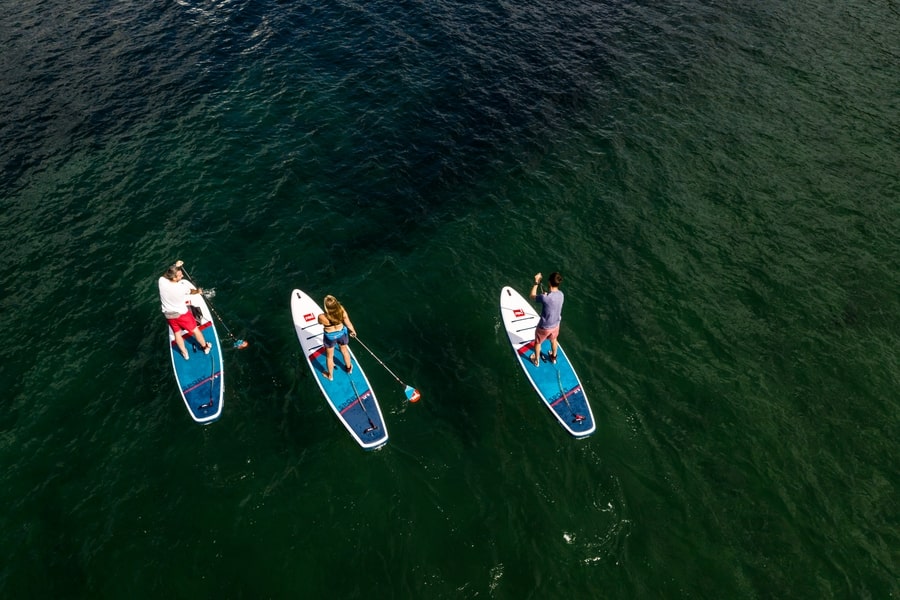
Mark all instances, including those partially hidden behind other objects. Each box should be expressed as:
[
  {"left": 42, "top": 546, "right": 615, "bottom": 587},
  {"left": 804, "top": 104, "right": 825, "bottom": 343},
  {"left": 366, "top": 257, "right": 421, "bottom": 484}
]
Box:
[
  {"left": 304, "top": 313, "right": 315, "bottom": 322},
  {"left": 513, "top": 309, "right": 525, "bottom": 317}
]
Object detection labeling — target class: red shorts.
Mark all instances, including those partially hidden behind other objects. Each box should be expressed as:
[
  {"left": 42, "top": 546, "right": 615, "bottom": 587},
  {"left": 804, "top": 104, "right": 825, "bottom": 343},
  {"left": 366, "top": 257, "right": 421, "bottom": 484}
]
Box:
[
  {"left": 535, "top": 325, "right": 560, "bottom": 345},
  {"left": 167, "top": 311, "right": 198, "bottom": 334}
]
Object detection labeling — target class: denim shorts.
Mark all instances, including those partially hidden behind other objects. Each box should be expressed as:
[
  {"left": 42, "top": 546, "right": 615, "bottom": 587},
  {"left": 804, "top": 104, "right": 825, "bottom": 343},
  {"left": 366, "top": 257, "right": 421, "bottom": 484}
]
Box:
[{"left": 322, "top": 326, "right": 349, "bottom": 348}]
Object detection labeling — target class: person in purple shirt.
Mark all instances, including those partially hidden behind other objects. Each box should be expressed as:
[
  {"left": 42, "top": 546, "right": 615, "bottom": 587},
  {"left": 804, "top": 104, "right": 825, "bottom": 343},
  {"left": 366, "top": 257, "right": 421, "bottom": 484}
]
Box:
[{"left": 529, "top": 271, "right": 564, "bottom": 367}]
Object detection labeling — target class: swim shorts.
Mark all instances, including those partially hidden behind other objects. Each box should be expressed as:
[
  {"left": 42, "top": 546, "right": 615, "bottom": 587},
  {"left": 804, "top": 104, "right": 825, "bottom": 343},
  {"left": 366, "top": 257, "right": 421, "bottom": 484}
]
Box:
[
  {"left": 167, "top": 310, "right": 198, "bottom": 334},
  {"left": 322, "top": 326, "right": 349, "bottom": 348},
  {"left": 534, "top": 324, "right": 560, "bottom": 345}
]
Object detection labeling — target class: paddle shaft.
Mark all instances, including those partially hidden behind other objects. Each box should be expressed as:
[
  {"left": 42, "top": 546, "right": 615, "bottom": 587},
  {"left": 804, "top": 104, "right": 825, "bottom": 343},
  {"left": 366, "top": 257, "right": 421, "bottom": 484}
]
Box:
[
  {"left": 347, "top": 373, "right": 377, "bottom": 433},
  {"left": 534, "top": 285, "right": 582, "bottom": 423},
  {"left": 180, "top": 266, "right": 241, "bottom": 343},
  {"left": 555, "top": 362, "right": 585, "bottom": 422},
  {"left": 197, "top": 350, "right": 216, "bottom": 410},
  {"left": 354, "top": 336, "right": 408, "bottom": 386}
]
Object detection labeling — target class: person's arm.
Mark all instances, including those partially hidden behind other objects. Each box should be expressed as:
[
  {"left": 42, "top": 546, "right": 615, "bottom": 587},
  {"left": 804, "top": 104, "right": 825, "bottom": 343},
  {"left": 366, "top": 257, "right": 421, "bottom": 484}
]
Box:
[
  {"left": 173, "top": 262, "right": 203, "bottom": 295},
  {"left": 317, "top": 313, "right": 329, "bottom": 326},
  {"left": 343, "top": 310, "right": 357, "bottom": 337},
  {"left": 529, "top": 273, "right": 542, "bottom": 301},
  {"left": 178, "top": 279, "right": 202, "bottom": 302}
]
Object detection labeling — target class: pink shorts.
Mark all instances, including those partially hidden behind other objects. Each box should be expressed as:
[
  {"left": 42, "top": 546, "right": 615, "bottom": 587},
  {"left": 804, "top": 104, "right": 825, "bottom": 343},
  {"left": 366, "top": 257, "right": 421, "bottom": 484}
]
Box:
[
  {"left": 535, "top": 325, "right": 560, "bottom": 345},
  {"left": 167, "top": 311, "right": 198, "bottom": 334}
]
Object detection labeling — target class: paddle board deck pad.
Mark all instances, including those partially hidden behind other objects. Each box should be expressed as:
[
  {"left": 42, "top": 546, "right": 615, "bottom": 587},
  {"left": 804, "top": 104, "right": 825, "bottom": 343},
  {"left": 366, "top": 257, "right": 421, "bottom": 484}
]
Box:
[
  {"left": 291, "top": 289, "right": 388, "bottom": 450},
  {"left": 168, "top": 281, "right": 224, "bottom": 424},
  {"left": 500, "top": 286, "right": 595, "bottom": 438}
]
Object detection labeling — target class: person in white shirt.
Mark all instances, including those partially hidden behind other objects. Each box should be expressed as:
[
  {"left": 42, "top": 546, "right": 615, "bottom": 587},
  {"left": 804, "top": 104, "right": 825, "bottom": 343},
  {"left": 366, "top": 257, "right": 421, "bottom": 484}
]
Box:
[{"left": 158, "top": 260, "right": 211, "bottom": 361}]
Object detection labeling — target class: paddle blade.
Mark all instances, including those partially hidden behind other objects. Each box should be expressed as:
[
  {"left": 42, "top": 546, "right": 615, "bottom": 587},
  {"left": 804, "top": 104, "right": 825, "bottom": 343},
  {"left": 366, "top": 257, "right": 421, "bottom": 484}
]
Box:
[{"left": 405, "top": 386, "right": 421, "bottom": 403}]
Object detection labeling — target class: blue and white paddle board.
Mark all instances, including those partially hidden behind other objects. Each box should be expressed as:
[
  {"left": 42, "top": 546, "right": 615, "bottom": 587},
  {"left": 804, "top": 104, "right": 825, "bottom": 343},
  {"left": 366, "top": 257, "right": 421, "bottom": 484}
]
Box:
[
  {"left": 500, "top": 286, "right": 595, "bottom": 438},
  {"left": 168, "top": 281, "right": 224, "bottom": 424},
  {"left": 291, "top": 289, "right": 388, "bottom": 450}
]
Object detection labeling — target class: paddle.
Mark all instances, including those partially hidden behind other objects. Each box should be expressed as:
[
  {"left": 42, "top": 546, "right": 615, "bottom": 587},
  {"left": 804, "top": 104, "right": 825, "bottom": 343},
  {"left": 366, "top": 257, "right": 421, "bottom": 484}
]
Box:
[
  {"left": 347, "top": 374, "right": 378, "bottom": 434},
  {"left": 532, "top": 279, "right": 582, "bottom": 422},
  {"left": 353, "top": 336, "right": 421, "bottom": 403},
  {"left": 555, "top": 365, "right": 585, "bottom": 423},
  {"left": 178, "top": 261, "right": 249, "bottom": 349},
  {"left": 197, "top": 350, "right": 217, "bottom": 411}
]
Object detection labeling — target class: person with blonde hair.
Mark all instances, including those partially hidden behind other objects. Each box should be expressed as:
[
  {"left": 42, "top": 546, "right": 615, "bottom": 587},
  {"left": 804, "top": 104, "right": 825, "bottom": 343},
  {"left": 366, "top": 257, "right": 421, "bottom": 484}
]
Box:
[{"left": 317, "top": 295, "right": 357, "bottom": 381}]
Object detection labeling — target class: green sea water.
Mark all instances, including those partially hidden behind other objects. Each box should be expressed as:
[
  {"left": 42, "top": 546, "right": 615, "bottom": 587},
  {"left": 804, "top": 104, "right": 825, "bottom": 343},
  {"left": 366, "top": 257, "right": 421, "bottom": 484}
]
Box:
[{"left": 1, "top": 0, "right": 897, "bottom": 597}]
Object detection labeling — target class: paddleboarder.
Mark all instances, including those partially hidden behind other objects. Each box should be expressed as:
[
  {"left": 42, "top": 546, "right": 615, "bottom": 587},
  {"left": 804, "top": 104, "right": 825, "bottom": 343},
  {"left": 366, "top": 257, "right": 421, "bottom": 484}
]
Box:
[
  {"left": 317, "top": 295, "right": 357, "bottom": 381},
  {"left": 158, "top": 260, "right": 211, "bottom": 360},
  {"left": 529, "top": 271, "right": 564, "bottom": 367}
]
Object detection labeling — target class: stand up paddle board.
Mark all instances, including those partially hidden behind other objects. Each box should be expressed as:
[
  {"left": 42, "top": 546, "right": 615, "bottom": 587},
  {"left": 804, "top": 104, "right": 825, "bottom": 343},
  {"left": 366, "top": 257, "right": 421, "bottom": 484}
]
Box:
[
  {"left": 291, "top": 289, "right": 388, "bottom": 450},
  {"left": 500, "top": 286, "right": 595, "bottom": 438},
  {"left": 168, "top": 281, "right": 224, "bottom": 424}
]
